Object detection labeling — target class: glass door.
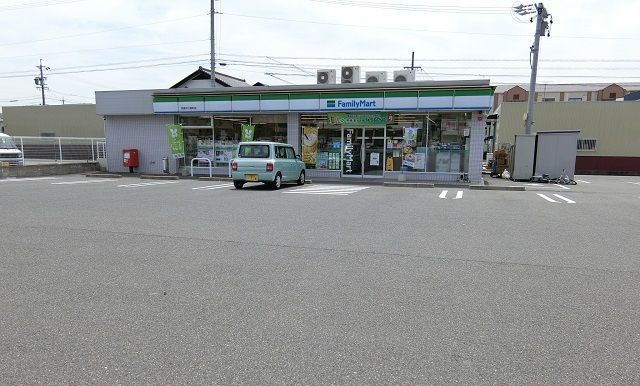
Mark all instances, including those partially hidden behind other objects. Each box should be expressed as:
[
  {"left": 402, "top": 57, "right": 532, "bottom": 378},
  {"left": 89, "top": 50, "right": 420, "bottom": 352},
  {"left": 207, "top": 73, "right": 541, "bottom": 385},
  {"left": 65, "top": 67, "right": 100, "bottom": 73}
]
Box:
[
  {"left": 342, "top": 127, "right": 362, "bottom": 177},
  {"left": 363, "top": 127, "right": 385, "bottom": 177},
  {"left": 342, "top": 127, "right": 385, "bottom": 178}
]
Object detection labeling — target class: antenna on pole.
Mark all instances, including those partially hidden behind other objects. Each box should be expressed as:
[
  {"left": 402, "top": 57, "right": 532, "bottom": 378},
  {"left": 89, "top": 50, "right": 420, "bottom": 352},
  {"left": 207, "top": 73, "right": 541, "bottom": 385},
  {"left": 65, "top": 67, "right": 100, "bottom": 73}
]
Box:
[{"left": 403, "top": 51, "right": 422, "bottom": 71}]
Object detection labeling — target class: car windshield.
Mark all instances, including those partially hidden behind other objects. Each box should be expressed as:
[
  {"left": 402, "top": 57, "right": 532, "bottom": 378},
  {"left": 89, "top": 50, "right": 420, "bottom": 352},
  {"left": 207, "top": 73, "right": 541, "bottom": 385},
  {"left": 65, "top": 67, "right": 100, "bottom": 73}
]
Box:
[
  {"left": 0, "top": 136, "right": 17, "bottom": 150},
  {"left": 238, "top": 144, "right": 270, "bottom": 158}
]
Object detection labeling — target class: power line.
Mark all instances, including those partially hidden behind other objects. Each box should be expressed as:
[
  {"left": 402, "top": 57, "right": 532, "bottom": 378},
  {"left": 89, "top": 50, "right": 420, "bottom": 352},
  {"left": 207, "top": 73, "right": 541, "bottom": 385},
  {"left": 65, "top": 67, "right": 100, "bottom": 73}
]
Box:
[
  {"left": 0, "top": 38, "right": 210, "bottom": 60},
  {"left": 220, "top": 11, "right": 640, "bottom": 41},
  {"left": 0, "top": 11, "right": 209, "bottom": 47},
  {"left": 0, "top": 0, "right": 90, "bottom": 12},
  {"left": 310, "top": 0, "right": 513, "bottom": 14}
]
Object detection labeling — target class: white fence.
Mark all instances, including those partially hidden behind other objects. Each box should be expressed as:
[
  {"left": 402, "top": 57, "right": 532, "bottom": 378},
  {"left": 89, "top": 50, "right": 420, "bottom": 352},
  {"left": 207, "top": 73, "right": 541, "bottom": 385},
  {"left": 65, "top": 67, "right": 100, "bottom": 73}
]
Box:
[{"left": 14, "top": 136, "right": 106, "bottom": 162}]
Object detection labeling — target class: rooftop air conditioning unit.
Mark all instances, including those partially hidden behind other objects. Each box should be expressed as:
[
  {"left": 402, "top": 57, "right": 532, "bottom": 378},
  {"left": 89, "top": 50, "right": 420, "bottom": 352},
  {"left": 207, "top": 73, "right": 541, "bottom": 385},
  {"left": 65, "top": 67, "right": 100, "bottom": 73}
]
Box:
[
  {"left": 317, "top": 69, "right": 336, "bottom": 84},
  {"left": 365, "top": 71, "right": 388, "bottom": 83},
  {"left": 393, "top": 70, "right": 416, "bottom": 82},
  {"left": 341, "top": 66, "right": 361, "bottom": 83}
]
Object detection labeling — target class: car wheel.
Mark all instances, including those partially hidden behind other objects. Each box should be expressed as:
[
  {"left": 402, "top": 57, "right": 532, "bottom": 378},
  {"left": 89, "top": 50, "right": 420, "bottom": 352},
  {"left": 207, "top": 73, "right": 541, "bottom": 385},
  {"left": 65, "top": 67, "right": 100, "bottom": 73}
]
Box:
[
  {"left": 272, "top": 173, "right": 282, "bottom": 190},
  {"left": 233, "top": 180, "right": 244, "bottom": 189},
  {"left": 297, "top": 171, "right": 305, "bottom": 185}
]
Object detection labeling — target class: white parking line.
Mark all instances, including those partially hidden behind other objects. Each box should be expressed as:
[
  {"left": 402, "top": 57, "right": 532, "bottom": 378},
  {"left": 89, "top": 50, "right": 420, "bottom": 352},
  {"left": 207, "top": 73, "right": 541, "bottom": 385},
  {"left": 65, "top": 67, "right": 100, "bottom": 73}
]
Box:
[
  {"left": 0, "top": 177, "right": 59, "bottom": 182},
  {"left": 283, "top": 185, "right": 369, "bottom": 196},
  {"left": 626, "top": 182, "right": 640, "bottom": 186},
  {"left": 118, "top": 181, "right": 180, "bottom": 188},
  {"left": 52, "top": 179, "right": 117, "bottom": 185},
  {"left": 554, "top": 184, "right": 571, "bottom": 190},
  {"left": 439, "top": 190, "right": 464, "bottom": 199},
  {"left": 575, "top": 179, "right": 591, "bottom": 184},
  {"left": 553, "top": 194, "right": 576, "bottom": 204},
  {"left": 192, "top": 183, "right": 234, "bottom": 190},
  {"left": 537, "top": 193, "right": 559, "bottom": 203}
]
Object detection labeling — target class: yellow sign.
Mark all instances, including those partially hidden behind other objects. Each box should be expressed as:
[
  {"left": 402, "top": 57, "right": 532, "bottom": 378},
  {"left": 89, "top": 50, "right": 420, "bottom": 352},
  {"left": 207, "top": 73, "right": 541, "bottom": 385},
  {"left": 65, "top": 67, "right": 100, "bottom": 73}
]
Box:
[
  {"left": 302, "top": 126, "right": 318, "bottom": 166},
  {"left": 386, "top": 156, "right": 394, "bottom": 171}
]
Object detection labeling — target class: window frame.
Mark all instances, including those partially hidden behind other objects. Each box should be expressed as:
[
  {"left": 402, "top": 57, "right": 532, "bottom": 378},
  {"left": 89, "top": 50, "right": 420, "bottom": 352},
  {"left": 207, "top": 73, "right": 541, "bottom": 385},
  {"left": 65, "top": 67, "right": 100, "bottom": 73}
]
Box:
[{"left": 285, "top": 147, "right": 296, "bottom": 159}]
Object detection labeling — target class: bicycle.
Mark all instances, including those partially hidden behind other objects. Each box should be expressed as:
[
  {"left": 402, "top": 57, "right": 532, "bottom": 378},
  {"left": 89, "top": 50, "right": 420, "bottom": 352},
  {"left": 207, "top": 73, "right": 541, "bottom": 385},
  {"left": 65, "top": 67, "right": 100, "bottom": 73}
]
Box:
[{"left": 549, "top": 169, "right": 577, "bottom": 185}]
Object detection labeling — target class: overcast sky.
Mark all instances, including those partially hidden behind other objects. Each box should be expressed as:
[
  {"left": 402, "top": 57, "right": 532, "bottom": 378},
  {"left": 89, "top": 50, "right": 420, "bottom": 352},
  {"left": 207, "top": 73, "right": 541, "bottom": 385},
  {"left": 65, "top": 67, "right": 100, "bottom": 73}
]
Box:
[{"left": 0, "top": 0, "right": 638, "bottom": 107}]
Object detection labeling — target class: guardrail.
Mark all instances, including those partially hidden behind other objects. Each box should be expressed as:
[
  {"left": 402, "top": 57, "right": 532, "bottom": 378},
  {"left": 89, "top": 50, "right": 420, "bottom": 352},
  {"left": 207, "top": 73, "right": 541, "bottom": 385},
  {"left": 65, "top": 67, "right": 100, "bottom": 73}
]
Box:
[{"left": 15, "top": 136, "right": 106, "bottom": 162}]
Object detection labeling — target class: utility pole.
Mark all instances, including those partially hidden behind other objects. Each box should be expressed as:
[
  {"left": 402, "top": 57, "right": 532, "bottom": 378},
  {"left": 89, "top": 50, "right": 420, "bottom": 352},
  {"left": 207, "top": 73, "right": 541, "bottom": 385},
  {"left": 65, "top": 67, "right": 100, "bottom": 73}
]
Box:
[
  {"left": 210, "top": 0, "right": 216, "bottom": 88},
  {"left": 34, "top": 59, "right": 50, "bottom": 105},
  {"left": 514, "top": 3, "right": 553, "bottom": 134}
]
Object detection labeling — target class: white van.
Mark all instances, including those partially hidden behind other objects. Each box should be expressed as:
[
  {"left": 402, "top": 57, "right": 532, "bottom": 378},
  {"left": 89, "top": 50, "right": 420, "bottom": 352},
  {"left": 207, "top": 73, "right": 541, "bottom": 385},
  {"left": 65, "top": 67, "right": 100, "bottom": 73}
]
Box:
[{"left": 0, "top": 133, "right": 24, "bottom": 166}]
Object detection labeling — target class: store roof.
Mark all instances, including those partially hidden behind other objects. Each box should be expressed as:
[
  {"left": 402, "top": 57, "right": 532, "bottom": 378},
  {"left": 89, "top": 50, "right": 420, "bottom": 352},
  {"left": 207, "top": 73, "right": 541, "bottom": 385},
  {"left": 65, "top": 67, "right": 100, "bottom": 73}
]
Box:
[
  {"left": 170, "top": 67, "right": 251, "bottom": 88},
  {"left": 156, "top": 79, "right": 493, "bottom": 96}
]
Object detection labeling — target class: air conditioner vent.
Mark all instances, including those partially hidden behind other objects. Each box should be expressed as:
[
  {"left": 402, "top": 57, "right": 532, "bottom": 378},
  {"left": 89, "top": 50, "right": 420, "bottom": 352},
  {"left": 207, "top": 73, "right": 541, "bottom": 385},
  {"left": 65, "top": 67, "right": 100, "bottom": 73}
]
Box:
[
  {"left": 317, "top": 69, "right": 336, "bottom": 84},
  {"left": 341, "top": 66, "right": 361, "bottom": 83},
  {"left": 393, "top": 70, "right": 416, "bottom": 82},
  {"left": 365, "top": 71, "right": 387, "bottom": 83}
]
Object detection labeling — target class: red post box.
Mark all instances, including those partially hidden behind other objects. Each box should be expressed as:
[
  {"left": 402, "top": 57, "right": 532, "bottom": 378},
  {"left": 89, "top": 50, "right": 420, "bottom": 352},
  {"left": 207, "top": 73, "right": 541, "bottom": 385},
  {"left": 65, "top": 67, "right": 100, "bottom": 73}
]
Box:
[{"left": 123, "top": 148, "right": 139, "bottom": 172}]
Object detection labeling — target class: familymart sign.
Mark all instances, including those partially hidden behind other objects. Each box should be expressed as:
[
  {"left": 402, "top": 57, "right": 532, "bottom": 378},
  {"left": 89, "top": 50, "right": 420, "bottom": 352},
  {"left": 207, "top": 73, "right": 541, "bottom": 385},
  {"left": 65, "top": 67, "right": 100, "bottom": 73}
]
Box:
[
  {"left": 152, "top": 88, "right": 493, "bottom": 114},
  {"left": 324, "top": 93, "right": 384, "bottom": 110}
]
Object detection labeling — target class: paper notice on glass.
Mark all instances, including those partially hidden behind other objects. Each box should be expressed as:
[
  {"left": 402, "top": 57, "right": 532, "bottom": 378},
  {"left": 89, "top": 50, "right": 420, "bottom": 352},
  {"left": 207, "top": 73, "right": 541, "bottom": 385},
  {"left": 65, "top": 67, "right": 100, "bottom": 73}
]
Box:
[{"left": 370, "top": 152, "right": 380, "bottom": 166}]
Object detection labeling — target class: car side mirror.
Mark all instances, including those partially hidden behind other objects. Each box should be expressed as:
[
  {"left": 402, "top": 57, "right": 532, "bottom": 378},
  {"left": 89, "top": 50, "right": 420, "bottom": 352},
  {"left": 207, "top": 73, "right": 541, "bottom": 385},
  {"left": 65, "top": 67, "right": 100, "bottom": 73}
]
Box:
[{"left": 296, "top": 155, "right": 301, "bottom": 160}]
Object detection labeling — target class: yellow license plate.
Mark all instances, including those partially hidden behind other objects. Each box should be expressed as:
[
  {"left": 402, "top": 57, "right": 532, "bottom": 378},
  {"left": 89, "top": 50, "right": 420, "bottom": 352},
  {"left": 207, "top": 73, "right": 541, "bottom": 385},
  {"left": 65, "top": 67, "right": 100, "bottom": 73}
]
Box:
[{"left": 245, "top": 174, "right": 258, "bottom": 182}]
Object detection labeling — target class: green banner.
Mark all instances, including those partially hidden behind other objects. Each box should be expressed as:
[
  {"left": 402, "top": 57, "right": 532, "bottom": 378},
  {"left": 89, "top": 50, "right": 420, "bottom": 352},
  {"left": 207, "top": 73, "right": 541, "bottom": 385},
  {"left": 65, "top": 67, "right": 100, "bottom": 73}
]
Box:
[
  {"left": 327, "top": 112, "right": 393, "bottom": 126},
  {"left": 241, "top": 124, "right": 255, "bottom": 142},
  {"left": 166, "top": 124, "right": 185, "bottom": 159}
]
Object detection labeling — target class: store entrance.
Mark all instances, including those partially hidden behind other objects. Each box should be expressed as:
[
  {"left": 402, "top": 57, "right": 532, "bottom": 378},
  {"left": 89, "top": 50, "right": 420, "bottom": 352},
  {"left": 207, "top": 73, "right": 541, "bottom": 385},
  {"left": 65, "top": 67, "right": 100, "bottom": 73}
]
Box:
[{"left": 342, "top": 127, "right": 385, "bottom": 178}]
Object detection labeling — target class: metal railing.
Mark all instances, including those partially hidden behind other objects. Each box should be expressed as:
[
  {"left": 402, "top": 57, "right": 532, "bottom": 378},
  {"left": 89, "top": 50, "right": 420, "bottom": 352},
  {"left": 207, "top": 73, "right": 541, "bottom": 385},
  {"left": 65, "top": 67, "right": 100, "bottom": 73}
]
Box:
[
  {"left": 190, "top": 157, "right": 213, "bottom": 177},
  {"left": 15, "top": 136, "right": 106, "bottom": 163}
]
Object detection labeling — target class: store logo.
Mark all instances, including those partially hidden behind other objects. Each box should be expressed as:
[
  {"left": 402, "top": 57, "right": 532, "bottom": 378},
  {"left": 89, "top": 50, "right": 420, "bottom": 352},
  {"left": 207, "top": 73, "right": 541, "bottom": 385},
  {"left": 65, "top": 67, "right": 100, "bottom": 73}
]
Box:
[{"left": 326, "top": 99, "right": 377, "bottom": 109}]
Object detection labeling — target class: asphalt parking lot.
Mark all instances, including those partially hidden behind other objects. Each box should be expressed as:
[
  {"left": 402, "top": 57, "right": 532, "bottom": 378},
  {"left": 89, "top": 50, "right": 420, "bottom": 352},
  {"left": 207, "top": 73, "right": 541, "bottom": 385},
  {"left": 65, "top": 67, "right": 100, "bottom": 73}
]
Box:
[{"left": 1, "top": 174, "right": 639, "bottom": 384}]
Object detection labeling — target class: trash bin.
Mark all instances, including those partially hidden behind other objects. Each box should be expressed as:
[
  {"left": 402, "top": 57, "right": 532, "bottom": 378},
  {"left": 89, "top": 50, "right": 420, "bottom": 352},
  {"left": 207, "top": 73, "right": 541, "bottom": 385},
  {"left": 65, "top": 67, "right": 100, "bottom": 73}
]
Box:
[{"left": 162, "top": 157, "right": 169, "bottom": 174}]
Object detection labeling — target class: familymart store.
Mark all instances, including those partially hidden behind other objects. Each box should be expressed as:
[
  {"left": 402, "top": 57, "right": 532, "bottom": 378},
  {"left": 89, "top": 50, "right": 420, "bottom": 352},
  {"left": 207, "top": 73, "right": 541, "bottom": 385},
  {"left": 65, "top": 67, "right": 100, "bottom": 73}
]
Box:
[{"left": 96, "top": 80, "right": 493, "bottom": 183}]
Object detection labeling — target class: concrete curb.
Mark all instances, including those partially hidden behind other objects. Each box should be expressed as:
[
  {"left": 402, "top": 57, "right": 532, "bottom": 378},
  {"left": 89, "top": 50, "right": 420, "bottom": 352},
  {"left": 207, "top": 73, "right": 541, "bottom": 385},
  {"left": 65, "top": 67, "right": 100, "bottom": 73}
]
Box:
[
  {"left": 384, "top": 182, "right": 435, "bottom": 188},
  {"left": 86, "top": 173, "right": 122, "bottom": 178},
  {"left": 470, "top": 185, "right": 526, "bottom": 191},
  {"left": 140, "top": 174, "right": 180, "bottom": 180}
]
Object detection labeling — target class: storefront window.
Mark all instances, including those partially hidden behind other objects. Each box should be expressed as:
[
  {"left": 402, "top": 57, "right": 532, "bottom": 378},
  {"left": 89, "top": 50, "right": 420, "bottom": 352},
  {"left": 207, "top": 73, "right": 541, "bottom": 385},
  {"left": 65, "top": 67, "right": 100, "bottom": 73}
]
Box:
[
  {"left": 179, "top": 116, "right": 213, "bottom": 167},
  {"left": 385, "top": 115, "right": 428, "bottom": 172},
  {"left": 300, "top": 115, "right": 341, "bottom": 170},
  {"left": 299, "top": 112, "right": 470, "bottom": 175},
  {"left": 386, "top": 112, "right": 469, "bottom": 173},
  {"left": 180, "top": 114, "right": 287, "bottom": 167},
  {"left": 425, "top": 113, "right": 470, "bottom": 173},
  {"left": 213, "top": 114, "right": 287, "bottom": 166}
]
